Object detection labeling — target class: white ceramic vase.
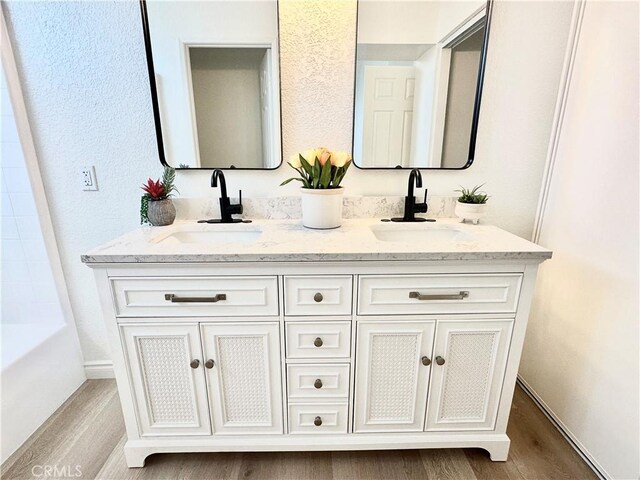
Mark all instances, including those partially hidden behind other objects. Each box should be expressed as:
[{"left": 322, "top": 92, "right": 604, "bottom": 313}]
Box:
[
  {"left": 300, "top": 187, "right": 344, "bottom": 229},
  {"left": 455, "top": 201, "right": 487, "bottom": 224}
]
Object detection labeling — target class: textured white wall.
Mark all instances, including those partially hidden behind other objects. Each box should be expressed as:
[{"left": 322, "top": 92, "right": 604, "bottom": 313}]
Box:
[
  {"left": 357, "top": 1, "right": 440, "bottom": 44},
  {"left": 3, "top": 1, "right": 158, "bottom": 362},
  {"left": 3, "top": 0, "right": 573, "bottom": 365},
  {"left": 519, "top": 1, "right": 639, "bottom": 478}
]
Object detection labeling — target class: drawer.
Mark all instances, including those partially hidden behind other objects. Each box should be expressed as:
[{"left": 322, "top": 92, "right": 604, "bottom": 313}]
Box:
[
  {"left": 357, "top": 274, "right": 523, "bottom": 315},
  {"left": 287, "top": 364, "right": 350, "bottom": 401},
  {"left": 285, "top": 322, "right": 351, "bottom": 359},
  {"left": 111, "top": 276, "right": 278, "bottom": 317},
  {"left": 288, "top": 404, "right": 348, "bottom": 434},
  {"left": 284, "top": 275, "right": 352, "bottom": 316}
]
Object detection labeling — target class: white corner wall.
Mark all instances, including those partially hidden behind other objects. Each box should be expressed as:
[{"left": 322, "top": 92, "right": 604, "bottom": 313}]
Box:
[
  {"left": 3, "top": 0, "right": 573, "bottom": 369},
  {"left": 2, "top": 1, "right": 158, "bottom": 365},
  {"left": 1, "top": 11, "right": 85, "bottom": 461},
  {"left": 519, "top": 1, "right": 639, "bottom": 478}
]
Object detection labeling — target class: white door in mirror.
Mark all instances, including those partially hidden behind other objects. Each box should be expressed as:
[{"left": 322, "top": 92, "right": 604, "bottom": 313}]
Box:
[{"left": 361, "top": 66, "right": 416, "bottom": 168}]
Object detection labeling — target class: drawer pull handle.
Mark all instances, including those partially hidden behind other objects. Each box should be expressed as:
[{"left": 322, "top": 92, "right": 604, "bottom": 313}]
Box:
[
  {"left": 409, "top": 291, "right": 469, "bottom": 301},
  {"left": 314, "top": 379, "right": 323, "bottom": 389},
  {"left": 314, "top": 337, "right": 323, "bottom": 348},
  {"left": 421, "top": 356, "right": 431, "bottom": 366},
  {"left": 314, "top": 292, "right": 324, "bottom": 303},
  {"left": 314, "top": 416, "right": 322, "bottom": 426},
  {"left": 435, "top": 356, "right": 445, "bottom": 366},
  {"left": 205, "top": 359, "right": 215, "bottom": 369},
  {"left": 165, "top": 293, "right": 227, "bottom": 303},
  {"left": 190, "top": 359, "right": 200, "bottom": 369}
]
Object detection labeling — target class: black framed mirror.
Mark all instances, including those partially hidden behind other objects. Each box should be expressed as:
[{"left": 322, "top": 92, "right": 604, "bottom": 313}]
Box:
[
  {"left": 351, "top": 0, "right": 493, "bottom": 169},
  {"left": 140, "top": 0, "right": 282, "bottom": 170}
]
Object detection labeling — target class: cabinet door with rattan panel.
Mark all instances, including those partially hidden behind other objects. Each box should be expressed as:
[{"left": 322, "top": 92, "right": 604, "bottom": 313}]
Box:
[
  {"left": 425, "top": 319, "right": 513, "bottom": 432},
  {"left": 354, "top": 321, "right": 435, "bottom": 433},
  {"left": 201, "top": 322, "right": 283, "bottom": 435},
  {"left": 120, "top": 323, "right": 211, "bottom": 437}
]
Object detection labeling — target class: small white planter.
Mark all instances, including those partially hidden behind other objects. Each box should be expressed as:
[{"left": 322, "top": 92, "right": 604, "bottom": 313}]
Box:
[
  {"left": 300, "top": 187, "right": 344, "bottom": 229},
  {"left": 455, "top": 200, "right": 488, "bottom": 224}
]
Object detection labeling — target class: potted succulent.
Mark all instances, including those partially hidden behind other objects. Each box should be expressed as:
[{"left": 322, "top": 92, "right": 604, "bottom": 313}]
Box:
[
  {"left": 140, "top": 167, "right": 178, "bottom": 226},
  {"left": 281, "top": 148, "right": 352, "bottom": 229},
  {"left": 455, "top": 184, "right": 489, "bottom": 224}
]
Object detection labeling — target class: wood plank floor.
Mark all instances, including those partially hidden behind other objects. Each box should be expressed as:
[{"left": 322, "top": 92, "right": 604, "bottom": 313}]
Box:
[{"left": 2, "top": 381, "right": 596, "bottom": 480}]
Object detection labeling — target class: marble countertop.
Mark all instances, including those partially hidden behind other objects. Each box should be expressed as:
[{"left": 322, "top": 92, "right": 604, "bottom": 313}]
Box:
[{"left": 81, "top": 218, "right": 552, "bottom": 264}]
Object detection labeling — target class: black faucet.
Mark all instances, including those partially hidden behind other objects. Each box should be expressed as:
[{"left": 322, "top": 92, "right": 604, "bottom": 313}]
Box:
[
  {"left": 209, "top": 169, "right": 243, "bottom": 223},
  {"left": 391, "top": 169, "right": 428, "bottom": 222}
]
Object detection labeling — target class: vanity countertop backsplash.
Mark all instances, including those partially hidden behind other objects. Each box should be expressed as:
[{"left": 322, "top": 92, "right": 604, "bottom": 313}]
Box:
[{"left": 172, "top": 195, "right": 458, "bottom": 222}]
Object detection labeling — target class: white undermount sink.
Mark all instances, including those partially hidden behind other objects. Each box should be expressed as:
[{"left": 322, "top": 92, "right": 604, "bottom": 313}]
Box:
[
  {"left": 370, "top": 224, "right": 477, "bottom": 243},
  {"left": 153, "top": 227, "right": 263, "bottom": 245}
]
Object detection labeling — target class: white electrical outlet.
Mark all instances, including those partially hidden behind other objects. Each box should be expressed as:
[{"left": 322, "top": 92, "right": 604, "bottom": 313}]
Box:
[{"left": 81, "top": 166, "right": 98, "bottom": 191}]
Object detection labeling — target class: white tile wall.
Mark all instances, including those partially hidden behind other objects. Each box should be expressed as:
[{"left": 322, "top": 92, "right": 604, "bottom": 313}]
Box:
[{"left": 1, "top": 67, "right": 63, "bottom": 327}]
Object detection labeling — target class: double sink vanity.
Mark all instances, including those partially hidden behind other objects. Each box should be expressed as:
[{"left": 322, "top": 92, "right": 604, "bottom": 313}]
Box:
[
  {"left": 83, "top": 215, "right": 551, "bottom": 467},
  {"left": 83, "top": 0, "right": 553, "bottom": 467}
]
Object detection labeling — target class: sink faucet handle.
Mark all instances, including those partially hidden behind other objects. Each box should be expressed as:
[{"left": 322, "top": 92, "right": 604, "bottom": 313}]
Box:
[
  {"left": 414, "top": 188, "right": 428, "bottom": 214},
  {"left": 233, "top": 190, "right": 243, "bottom": 215}
]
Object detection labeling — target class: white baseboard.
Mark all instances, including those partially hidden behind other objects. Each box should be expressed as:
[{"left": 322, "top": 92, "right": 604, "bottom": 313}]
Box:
[
  {"left": 84, "top": 360, "right": 115, "bottom": 379},
  {"left": 516, "top": 375, "right": 609, "bottom": 480}
]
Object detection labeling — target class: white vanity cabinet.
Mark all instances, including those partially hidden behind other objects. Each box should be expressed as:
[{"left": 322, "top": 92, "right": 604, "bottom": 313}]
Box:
[
  {"left": 353, "top": 311, "right": 515, "bottom": 434},
  {"left": 354, "top": 321, "right": 435, "bottom": 433},
  {"left": 200, "top": 322, "right": 283, "bottom": 435},
  {"left": 425, "top": 319, "right": 513, "bottom": 432},
  {"left": 88, "top": 255, "right": 547, "bottom": 468},
  {"left": 120, "top": 323, "right": 211, "bottom": 437},
  {"left": 120, "top": 321, "right": 283, "bottom": 437}
]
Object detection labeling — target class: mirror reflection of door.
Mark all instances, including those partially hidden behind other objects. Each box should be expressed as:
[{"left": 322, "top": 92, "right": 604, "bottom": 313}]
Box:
[
  {"left": 353, "top": 1, "right": 490, "bottom": 169},
  {"left": 359, "top": 65, "right": 416, "bottom": 167},
  {"left": 144, "top": 1, "right": 281, "bottom": 170}
]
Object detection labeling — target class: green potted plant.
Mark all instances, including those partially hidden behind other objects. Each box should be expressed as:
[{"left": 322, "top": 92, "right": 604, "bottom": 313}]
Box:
[
  {"left": 281, "top": 148, "right": 352, "bottom": 229},
  {"left": 140, "top": 167, "right": 178, "bottom": 226},
  {"left": 455, "top": 184, "right": 489, "bottom": 224}
]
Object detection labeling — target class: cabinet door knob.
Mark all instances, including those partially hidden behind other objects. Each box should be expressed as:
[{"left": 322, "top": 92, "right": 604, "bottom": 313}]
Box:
[
  {"left": 421, "top": 356, "right": 431, "bottom": 366},
  {"left": 435, "top": 356, "right": 445, "bottom": 366},
  {"left": 314, "top": 337, "right": 323, "bottom": 347},
  {"left": 314, "top": 416, "right": 322, "bottom": 426},
  {"left": 205, "top": 359, "right": 215, "bottom": 369},
  {"left": 190, "top": 359, "right": 200, "bottom": 369},
  {"left": 314, "top": 378, "right": 323, "bottom": 389},
  {"left": 314, "top": 292, "right": 324, "bottom": 303}
]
